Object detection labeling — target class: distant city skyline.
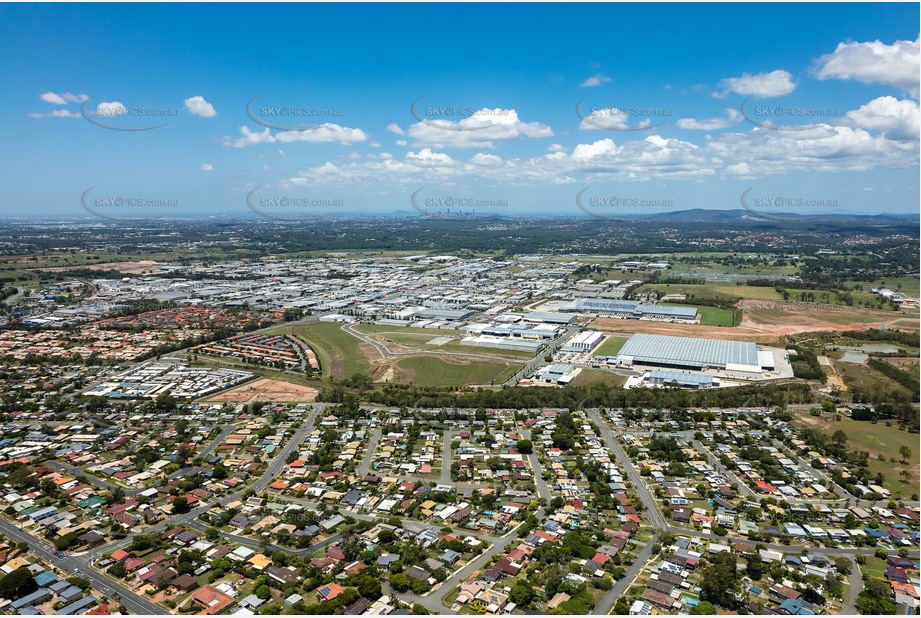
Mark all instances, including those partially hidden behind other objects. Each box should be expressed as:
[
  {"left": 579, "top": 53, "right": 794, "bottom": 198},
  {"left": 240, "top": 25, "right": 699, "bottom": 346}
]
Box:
[{"left": 1, "top": 3, "right": 918, "bottom": 219}]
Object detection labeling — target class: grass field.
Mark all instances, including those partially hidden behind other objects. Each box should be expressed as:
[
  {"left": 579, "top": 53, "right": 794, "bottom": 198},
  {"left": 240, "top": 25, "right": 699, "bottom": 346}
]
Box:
[
  {"left": 594, "top": 335, "right": 628, "bottom": 356},
  {"left": 691, "top": 305, "right": 736, "bottom": 327},
  {"left": 850, "top": 276, "right": 920, "bottom": 298},
  {"left": 271, "top": 321, "right": 375, "bottom": 379},
  {"left": 830, "top": 355, "right": 915, "bottom": 404},
  {"left": 393, "top": 356, "right": 520, "bottom": 387},
  {"left": 569, "top": 369, "right": 628, "bottom": 388},
  {"left": 639, "top": 282, "right": 782, "bottom": 302},
  {"left": 793, "top": 414, "right": 920, "bottom": 493},
  {"left": 355, "top": 324, "right": 535, "bottom": 359}
]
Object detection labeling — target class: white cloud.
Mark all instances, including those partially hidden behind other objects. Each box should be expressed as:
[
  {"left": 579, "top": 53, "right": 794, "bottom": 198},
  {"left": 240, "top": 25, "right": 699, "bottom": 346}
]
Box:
[
  {"left": 386, "top": 123, "right": 404, "bottom": 135},
  {"left": 716, "top": 69, "right": 796, "bottom": 98},
  {"left": 95, "top": 102, "right": 127, "bottom": 117},
  {"left": 370, "top": 141, "right": 381, "bottom": 148},
  {"left": 276, "top": 124, "right": 368, "bottom": 145},
  {"left": 28, "top": 109, "right": 80, "bottom": 119},
  {"left": 676, "top": 108, "right": 742, "bottom": 130},
  {"left": 814, "top": 37, "right": 920, "bottom": 97},
  {"left": 406, "top": 108, "right": 552, "bottom": 149},
  {"left": 840, "top": 96, "right": 920, "bottom": 141},
  {"left": 581, "top": 74, "right": 612, "bottom": 88},
  {"left": 278, "top": 122, "right": 918, "bottom": 189},
  {"left": 224, "top": 123, "right": 369, "bottom": 148},
  {"left": 395, "top": 140, "right": 407, "bottom": 146},
  {"left": 184, "top": 95, "right": 217, "bottom": 117},
  {"left": 200, "top": 163, "right": 214, "bottom": 172},
  {"left": 547, "top": 143, "right": 567, "bottom": 153},
  {"left": 579, "top": 108, "right": 653, "bottom": 131},
  {"left": 707, "top": 124, "right": 918, "bottom": 175},
  {"left": 40, "top": 91, "right": 88, "bottom": 105}
]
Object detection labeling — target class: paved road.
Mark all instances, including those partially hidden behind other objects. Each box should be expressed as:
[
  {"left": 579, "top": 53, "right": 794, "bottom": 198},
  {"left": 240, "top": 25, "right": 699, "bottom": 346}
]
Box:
[
  {"left": 593, "top": 531, "right": 660, "bottom": 615},
  {"left": 521, "top": 431, "right": 552, "bottom": 505},
  {"left": 843, "top": 556, "right": 863, "bottom": 614},
  {"left": 0, "top": 518, "right": 162, "bottom": 615},
  {"left": 45, "top": 461, "right": 143, "bottom": 497},
  {"left": 185, "top": 518, "right": 344, "bottom": 557},
  {"left": 358, "top": 428, "right": 381, "bottom": 477},
  {"left": 440, "top": 431, "right": 454, "bottom": 484},
  {"left": 251, "top": 412, "right": 317, "bottom": 494},
  {"left": 691, "top": 439, "right": 756, "bottom": 498},
  {"left": 504, "top": 325, "right": 580, "bottom": 386},
  {"left": 197, "top": 425, "right": 237, "bottom": 460},
  {"left": 771, "top": 438, "right": 858, "bottom": 502},
  {"left": 587, "top": 409, "right": 666, "bottom": 531}
]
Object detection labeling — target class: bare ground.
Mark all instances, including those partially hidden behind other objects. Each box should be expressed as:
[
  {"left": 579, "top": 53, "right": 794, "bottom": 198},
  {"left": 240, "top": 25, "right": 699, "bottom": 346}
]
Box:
[
  {"left": 202, "top": 377, "right": 319, "bottom": 403},
  {"left": 592, "top": 303, "right": 918, "bottom": 345}
]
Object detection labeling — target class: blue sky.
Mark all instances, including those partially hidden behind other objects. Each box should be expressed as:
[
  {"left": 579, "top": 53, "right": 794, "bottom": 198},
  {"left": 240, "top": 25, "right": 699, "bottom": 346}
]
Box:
[{"left": 1, "top": 3, "right": 918, "bottom": 219}]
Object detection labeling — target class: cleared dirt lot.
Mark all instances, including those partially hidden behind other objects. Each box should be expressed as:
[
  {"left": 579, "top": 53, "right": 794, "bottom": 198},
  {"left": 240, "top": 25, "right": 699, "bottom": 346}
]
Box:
[
  {"left": 39, "top": 259, "right": 163, "bottom": 274},
  {"left": 202, "top": 377, "right": 319, "bottom": 403},
  {"left": 593, "top": 302, "right": 918, "bottom": 345}
]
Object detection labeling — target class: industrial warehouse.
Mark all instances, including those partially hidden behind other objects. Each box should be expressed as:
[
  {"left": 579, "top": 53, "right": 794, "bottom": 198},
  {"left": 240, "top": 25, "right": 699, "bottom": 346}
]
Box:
[
  {"left": 614, "top": 333, "right": 794, "bottom": 384},
  {"left": 560, "top": 299, "right": 699, "bottom": 321}
]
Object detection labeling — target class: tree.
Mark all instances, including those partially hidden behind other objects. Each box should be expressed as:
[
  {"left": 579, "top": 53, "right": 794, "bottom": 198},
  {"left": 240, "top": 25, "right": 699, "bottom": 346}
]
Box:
[
  {"left": 356, "top": 575, "right": 381, "bottom": 600},
  {"left": 700, "top": 552, "right": 740, "bottom": 609},
  {"left": 509, "top": 581, "right": 534, "bottom": 606},
  {"left": 389, "top": 573, "right": 410, "bottom": 592},
  {"left": 745, "top": 554, "right": 763, "bottom": 580},
  {"left": 282, "top": 308, "right": 302, "bottom": 322},
  {"left": 899, "top": 445, "right": 911, "bottom": 464},
  {"left": 831, "top": 430, "right": 848, "bottom": 447},
  {"left": 834, "top": 557, "right": 853, "bottom": 576},
  {"left": 255, "top": 584, "right": 271, "bottom": 599},
  {"left": 171, "top": 496, "right": 190, "bottom": 514},
  {"left": 0, "top": 567, "right": 38, "bottom": 600},
  {"left": 516, "top": 439, "right": 533, "bottom": 454}
]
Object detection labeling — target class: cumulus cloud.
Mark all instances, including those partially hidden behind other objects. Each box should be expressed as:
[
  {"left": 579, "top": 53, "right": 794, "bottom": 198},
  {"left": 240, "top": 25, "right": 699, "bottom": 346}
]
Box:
[
  {"left": 676, "top": 108, "right": 742, "bottom": 130},
  {"left": 707, "top": 124, "right": 918, "bottom": 175},
  {"left": 224, "top": 123, "right": 369, "bottom": 148},
  {"left": 40, "top": 91, "right": 88, "bottom": 105},
  {"left": 814, "top": 36, "right": 920, "bottom": 97},
  {"left": 184, "top": 95, "right": 217, "bottom": 117},
  {"left": 581, "top": 74, "right": 612, "bottom": 88},
  {"left": 200, "top": 163, "right": 214, "bottom": 172},
  {"left": 840, "top": 96, "right": 920, "bottom": 140},
  {"left": 95, "top": 102, "right": 128, "bottom": 117},
  {"left": 406, "top": 108, "right": 552, "bottom": 149},
  {"left": 278, "top": 123, "right": 918, "bottom": 188},
  {"left": 28, "top": 109, "right": 80, "bottom": 119},
  {"left": 716, "top": 69, "right": 796, "bottom": 98},
  {"left": 386, "top": 123, "right": 404, "bottom": 135},
  {"left": 579, "top": 108, "right": 653, "bottom": 131}
]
